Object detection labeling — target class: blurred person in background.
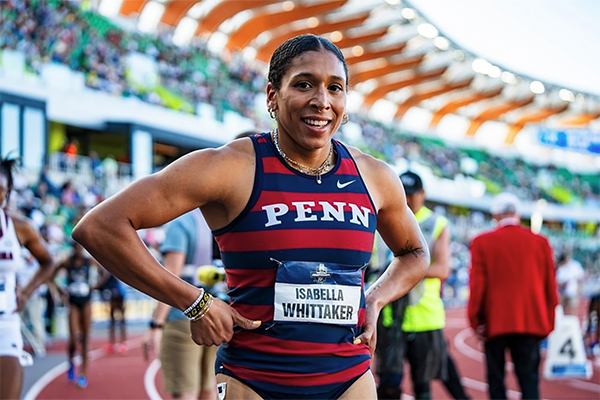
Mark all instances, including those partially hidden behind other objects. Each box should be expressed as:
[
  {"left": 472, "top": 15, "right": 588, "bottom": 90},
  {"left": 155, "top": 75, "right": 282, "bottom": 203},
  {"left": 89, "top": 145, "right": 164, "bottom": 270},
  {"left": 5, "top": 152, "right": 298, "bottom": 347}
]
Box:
[
  {"left": 468, "top": 192, "right": 558, "bottom": 400},
  {"left": 52, "top": 241, "right": 99, "bottom": 389},
  {"left": 556, "top": 251, "right": 585, "bottom": 316},
  {"left": 376, "top": 171, "right": 469, "bottom": 400},
  {"left": 73, "top": 34, "right": 428, "bottom": 400},
  {"left": 0, "top": 157, "right": 55, "bottom": 400},
  {"left": 143, "top": 209, "right": 217, "bottom": 400},
  {"left": 583, "top": 292, "right": 600, "bottom": 357},
  {"left": 96, "top": 267, "right": 128, "bottom": 354}
]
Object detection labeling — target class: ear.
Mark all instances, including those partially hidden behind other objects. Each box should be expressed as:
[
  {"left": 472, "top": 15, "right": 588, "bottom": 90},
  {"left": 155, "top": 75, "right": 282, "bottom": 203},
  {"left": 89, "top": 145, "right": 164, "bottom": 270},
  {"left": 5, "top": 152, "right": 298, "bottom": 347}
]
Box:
[{"left": 266, "top": 82, "right": 278, "bottom": 111}]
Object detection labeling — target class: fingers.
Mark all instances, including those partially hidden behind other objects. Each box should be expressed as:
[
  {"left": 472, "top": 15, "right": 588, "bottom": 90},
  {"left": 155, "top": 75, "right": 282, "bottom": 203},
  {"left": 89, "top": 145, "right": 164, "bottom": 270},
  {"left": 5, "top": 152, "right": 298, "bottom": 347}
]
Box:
[
  {"left": 232, "top": 309, "right": 261, "bottom": 330},
  {"left": 190, "top": 302, "right": 261, "bottom": 347},
  {"left": 354, "top": 326, "right": 377, "bottom": 356}
]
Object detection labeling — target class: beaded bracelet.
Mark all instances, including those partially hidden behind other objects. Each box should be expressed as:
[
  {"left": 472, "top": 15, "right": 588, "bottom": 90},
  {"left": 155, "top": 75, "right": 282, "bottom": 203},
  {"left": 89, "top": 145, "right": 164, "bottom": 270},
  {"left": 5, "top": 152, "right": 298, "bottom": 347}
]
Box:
[
  {"left": 183, "top": 289, "right": 213, "bottom": 321},
  {"left": 190, "top": 294, "right": 214, "bottom": 321}
]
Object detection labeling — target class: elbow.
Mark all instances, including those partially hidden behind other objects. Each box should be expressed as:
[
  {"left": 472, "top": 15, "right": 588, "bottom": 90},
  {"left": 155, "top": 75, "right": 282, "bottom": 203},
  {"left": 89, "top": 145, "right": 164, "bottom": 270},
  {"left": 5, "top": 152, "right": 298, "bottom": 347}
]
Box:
[
  {"left": 71, "top": 213, "right": 100, "bottom": 247},
  {"left": 71, "top": 219, "right": 87, "bottom": 245},
  {"left": 418, "top": 254, "right": 430, "bottom": 279}
]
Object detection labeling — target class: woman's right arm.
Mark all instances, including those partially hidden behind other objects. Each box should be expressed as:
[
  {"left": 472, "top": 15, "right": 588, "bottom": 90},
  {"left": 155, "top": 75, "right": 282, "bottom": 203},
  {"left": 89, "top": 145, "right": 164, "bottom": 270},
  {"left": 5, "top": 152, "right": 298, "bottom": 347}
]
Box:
[{"left": 72, "top": 142, "right": 261, "bottom": 345}]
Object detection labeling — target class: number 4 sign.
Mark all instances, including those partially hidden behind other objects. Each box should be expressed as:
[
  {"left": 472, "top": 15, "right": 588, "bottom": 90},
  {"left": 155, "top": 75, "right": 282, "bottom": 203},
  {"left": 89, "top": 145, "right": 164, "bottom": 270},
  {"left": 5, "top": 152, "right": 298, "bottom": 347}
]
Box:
[{"left": 544, "top": 305, "right": 593, "bottom": 379}]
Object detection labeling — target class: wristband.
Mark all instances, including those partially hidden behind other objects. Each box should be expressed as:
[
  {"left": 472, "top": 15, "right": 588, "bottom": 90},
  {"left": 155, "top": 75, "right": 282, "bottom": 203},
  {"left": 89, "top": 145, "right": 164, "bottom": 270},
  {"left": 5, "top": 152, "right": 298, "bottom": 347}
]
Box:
[
  {"left": 183, "top": 289, "right": 213, "bottom": 321},
  {"left": 149, "top": 321, "right": 164, "bottom": 330}
]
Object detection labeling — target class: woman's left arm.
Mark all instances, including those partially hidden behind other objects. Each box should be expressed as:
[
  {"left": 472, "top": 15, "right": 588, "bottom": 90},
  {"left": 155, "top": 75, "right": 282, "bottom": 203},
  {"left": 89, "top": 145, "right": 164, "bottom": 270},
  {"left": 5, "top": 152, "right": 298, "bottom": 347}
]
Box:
[
  {"left": 12, "top": 214, "right": 55, "bottom": 311},
  {"left": 351, "top": 155, "right": 430, "bottom": 353}
]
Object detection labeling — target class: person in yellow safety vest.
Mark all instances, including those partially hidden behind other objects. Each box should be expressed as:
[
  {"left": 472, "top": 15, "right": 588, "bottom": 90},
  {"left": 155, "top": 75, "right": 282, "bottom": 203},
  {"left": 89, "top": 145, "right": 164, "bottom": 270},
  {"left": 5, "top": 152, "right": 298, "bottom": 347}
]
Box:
[{"left": 376, "top": 171, "right": 470, "bottom": 400}]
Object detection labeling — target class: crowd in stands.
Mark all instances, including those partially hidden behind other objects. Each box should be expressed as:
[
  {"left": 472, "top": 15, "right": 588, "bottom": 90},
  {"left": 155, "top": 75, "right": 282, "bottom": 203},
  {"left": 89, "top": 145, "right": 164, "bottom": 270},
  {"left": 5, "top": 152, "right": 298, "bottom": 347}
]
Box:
[
  {"left": 0, "top": 0, "right": 263, "bottom": 119},
  {"left": 352, "top": 116, "right": 600, "bottom": 207}
]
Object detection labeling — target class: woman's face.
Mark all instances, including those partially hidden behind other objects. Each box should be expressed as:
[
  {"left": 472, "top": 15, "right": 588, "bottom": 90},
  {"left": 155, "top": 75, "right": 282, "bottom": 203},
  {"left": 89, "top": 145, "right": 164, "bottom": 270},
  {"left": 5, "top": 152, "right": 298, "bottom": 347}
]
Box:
[{"left": 267, "top": 49, "right": 347, "bottom": 152}]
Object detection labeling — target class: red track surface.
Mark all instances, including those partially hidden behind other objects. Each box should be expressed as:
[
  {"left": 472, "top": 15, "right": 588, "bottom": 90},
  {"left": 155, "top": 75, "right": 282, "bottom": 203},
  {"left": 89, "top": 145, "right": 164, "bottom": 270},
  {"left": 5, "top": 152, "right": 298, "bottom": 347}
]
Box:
[{"left": 29, "top": 308, "right": 599, "bottom": 399}]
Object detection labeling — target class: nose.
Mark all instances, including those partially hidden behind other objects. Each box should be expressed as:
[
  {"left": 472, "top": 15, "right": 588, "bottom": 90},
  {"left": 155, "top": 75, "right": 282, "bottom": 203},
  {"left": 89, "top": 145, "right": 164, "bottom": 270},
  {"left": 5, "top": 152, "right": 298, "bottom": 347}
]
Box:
[{"left": 310, "top": 85, "right": 330, "bottom": 112}]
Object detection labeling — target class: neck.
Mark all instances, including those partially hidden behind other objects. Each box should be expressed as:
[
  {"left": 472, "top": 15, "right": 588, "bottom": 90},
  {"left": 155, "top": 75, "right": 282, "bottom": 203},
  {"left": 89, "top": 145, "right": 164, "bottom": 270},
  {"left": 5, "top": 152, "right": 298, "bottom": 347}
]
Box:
[{"left": 272, "top": 128, "right": 334, "bottom": 174}]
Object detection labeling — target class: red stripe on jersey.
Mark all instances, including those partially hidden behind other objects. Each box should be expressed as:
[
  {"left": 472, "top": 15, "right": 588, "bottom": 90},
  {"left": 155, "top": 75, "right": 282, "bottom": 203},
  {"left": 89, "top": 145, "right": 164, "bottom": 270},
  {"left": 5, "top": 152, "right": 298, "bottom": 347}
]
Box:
[
  {"left": 230, "top": 331, "right": 370, "bottom": 357},
  {"left": 262, "top": 157, "right": 295, "bottom": 175},
  {"left": 339, "top": 157, "right": 359, "bottom": 174},
  {"left": 357, "top": 308, "right": 366, "bottom": 326},
  {"left": 232, "top": 303, "right": 273, "bottom": 322},
  {"left": 250, "top": 191, "right": 375, "bottom": 213},
  {"left": 227, "top": 269, "right": 276, "bottom": 288},
  {"left": 218, "top": 229, "right": 374, "bottom": 252},
  {"left": 222, "top": 359, "right": 371, "bottom": 386}
]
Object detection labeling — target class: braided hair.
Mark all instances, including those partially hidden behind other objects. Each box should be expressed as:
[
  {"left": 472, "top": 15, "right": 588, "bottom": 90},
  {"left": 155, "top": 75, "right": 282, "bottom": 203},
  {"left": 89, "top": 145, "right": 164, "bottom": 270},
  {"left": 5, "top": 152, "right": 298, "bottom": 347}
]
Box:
[{"left": 268, "top": 34, "right": 349, "bottom": 91}]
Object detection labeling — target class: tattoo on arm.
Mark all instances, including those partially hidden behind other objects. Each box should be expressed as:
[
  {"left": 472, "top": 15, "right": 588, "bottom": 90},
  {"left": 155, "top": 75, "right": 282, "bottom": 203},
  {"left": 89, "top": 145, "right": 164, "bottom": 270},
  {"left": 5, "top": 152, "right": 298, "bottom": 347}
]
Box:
[{"left": 394, "top": 240, "right": 427, "bottom": 259}]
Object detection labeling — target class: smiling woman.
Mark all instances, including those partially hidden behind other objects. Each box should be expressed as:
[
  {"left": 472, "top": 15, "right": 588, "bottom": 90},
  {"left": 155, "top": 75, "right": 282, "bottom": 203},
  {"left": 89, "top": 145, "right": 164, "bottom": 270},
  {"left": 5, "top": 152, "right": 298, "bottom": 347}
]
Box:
[{"left": 72, "top": 34, "right": 430, "bottom": 400}]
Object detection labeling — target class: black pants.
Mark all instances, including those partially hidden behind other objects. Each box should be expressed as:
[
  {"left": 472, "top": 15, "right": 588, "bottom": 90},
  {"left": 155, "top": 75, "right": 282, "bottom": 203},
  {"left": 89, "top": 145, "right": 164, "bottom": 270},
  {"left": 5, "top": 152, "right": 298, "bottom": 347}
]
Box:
[
  {"left": 442, "top": 353, "right": 471, "bottom": 400},
  {"left": 484, "top": 334, "right": 541, "bottom": 400}
]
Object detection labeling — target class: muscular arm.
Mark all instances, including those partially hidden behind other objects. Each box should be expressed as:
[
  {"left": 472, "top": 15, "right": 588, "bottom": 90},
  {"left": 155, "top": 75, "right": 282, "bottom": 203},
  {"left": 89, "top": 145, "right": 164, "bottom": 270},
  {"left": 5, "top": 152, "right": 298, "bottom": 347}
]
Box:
[
  {"left": 142, "top": 251, "right": 186, "bottom": 361},
  {"left": 12, "top": 214, "right": 55, "bottom": 310},
  {"left": 150, "top": 252, "right": 186, "bottom": 323},
  {"left": 351, "top": 154, "right": 429, "bottom": 349},
  {"left": 73, "top": 141, "right": 261, "bottom": 346},
  {"left": 72, "top": 146, "right": 242, "bottom": 311}
]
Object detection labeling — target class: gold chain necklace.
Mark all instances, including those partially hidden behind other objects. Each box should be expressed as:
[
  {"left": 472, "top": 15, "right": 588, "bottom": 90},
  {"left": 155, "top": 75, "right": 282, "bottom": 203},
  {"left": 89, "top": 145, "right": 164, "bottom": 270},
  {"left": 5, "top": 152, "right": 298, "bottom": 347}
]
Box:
[{"left": 272, "top": 128, "right": 334, "bottom": 184}]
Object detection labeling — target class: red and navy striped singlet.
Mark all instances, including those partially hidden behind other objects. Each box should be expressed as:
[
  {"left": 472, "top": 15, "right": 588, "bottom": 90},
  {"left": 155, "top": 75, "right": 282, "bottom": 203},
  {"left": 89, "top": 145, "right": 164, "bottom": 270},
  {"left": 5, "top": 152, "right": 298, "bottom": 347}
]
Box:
[{"left": 214, "top": 132, "right": 377, "bottom": 397}]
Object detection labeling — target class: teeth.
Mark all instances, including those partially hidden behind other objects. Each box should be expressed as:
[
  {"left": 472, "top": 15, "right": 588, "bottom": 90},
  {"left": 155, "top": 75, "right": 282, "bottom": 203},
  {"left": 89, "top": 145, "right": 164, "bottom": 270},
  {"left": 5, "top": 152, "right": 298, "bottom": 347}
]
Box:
[{"left": 304, "top": 119, "right": 328, "bottom": 127}]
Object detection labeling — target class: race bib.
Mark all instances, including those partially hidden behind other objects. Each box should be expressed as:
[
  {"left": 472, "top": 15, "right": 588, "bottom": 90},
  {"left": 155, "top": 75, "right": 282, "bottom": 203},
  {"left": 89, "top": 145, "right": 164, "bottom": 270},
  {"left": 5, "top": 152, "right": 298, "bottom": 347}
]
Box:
[
  {"left": 273, "top": 259, "right": 365, "bottom": 326},
  {"left": 68, "top": 282, "right": 90, "bottom": 297}
]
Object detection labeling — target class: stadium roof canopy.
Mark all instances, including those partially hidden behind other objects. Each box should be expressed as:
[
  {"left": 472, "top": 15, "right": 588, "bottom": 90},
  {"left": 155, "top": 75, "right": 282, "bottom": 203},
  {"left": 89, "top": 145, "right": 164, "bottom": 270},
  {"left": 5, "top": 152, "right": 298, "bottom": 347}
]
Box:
[{"left": 100, "top": 0, "right": 600, "bottom": 147}]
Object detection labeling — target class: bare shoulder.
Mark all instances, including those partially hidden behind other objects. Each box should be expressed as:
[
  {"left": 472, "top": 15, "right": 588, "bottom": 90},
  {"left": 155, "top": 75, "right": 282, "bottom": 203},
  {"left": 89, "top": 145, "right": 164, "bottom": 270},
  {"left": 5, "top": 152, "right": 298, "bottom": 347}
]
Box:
[
  {"left": 177, "top": 136, "right": 255, "bottom": 171},
  {"left": 345, "top": 145, "right": 396, "bottom": 179},
  {"left": 6, "top": 211, "right": 38, "bottom": 245},
  {"left": 345, "top": 144, "right": 400, "bottom": 210},
  {"left": 158, "top": 136, "right": 255, "bottom": 199}
]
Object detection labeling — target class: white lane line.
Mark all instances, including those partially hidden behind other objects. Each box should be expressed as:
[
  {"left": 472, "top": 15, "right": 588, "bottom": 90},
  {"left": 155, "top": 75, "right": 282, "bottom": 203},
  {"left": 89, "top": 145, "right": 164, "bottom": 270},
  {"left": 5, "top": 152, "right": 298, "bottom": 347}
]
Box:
[
  {"left": 567, "top": 379, "right": 600, "bottom": 392},
  {"left": 454, "top": 328, "right": 515, "bottom": 370},
  {"left": 454, "top": 328, "right": 485, "bottom": 363},
  {"left": 144, "top": 359, "right": 163, "bottom": 400},
  {"left": 445, "top": 318, "right": 467, "bottom": 328},
  {"left": 23, "top": 337, "right": 143, "bottom": 400}
]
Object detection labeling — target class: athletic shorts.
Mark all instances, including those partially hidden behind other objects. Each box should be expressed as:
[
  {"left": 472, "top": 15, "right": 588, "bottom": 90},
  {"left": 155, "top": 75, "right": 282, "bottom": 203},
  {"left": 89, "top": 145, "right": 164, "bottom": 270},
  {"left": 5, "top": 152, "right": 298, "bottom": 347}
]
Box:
[
  {"left": 69, "top": 295, "right": 91, "bottom": 309},
  {"left": 160, "top": 319, "right": 217, "bottom": 394},
  {"left": 405, "top": 329, "right": 448, "bottom": 383},
  {"left": 0, "top": 316, "right": 23, "bottom": 358}
]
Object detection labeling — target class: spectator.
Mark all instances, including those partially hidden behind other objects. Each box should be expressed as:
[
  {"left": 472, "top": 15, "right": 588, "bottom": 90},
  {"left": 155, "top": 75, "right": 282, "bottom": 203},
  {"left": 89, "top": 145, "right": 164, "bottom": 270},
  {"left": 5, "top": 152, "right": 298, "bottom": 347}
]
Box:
[
  {"left": 468, "top": 192, "right": 558, "bottom": 400},
  {"left": 556, "top": 251, "right": 586, "bottom": 316}
]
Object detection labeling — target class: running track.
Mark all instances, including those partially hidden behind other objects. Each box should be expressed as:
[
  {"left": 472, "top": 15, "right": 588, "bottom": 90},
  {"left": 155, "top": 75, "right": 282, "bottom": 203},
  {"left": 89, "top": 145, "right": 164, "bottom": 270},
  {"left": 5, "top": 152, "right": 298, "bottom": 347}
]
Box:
[{"left": 25, "top": 308, "right": 600, "bottom": 399}]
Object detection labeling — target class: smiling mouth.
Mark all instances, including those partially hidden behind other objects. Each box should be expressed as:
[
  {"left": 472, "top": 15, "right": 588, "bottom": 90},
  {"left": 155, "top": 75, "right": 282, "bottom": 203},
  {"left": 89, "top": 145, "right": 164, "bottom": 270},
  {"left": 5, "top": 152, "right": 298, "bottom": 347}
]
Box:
[{"left": 302, "top": 118, "right": 330, "bottom": 127}]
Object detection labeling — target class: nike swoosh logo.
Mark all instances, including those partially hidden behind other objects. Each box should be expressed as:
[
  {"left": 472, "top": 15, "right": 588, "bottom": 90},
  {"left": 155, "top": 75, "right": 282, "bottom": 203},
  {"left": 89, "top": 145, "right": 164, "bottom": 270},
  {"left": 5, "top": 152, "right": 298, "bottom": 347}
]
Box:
[{"left": 337, "top": 179, "right": 356, "bottom": 189}]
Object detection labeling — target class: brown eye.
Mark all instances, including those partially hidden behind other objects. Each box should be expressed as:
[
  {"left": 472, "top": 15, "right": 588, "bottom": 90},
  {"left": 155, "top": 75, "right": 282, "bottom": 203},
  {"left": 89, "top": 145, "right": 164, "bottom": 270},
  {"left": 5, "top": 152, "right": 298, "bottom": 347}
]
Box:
[{"left": 295, "top": 82, "right": 311, "bottom": 89}]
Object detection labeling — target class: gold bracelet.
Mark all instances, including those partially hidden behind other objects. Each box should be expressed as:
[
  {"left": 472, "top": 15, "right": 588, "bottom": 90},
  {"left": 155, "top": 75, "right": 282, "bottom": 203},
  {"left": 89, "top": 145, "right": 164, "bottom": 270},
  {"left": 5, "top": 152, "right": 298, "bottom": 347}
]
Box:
[
  {"left": 190, "top": 294, "right": 214, "bottom": 321},
  {"left": 183, "top": 290, "right": 211, "bottom": 320}
]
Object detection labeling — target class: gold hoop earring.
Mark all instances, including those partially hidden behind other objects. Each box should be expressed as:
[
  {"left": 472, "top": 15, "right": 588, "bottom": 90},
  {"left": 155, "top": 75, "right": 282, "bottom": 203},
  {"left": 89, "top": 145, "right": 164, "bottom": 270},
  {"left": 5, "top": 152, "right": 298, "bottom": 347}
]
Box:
[
  {"left": 268, "top": 108, "right": 277, "bottom": 120},
  {"left": 342, "top": 113, "right": 349, "bottom": 125}
]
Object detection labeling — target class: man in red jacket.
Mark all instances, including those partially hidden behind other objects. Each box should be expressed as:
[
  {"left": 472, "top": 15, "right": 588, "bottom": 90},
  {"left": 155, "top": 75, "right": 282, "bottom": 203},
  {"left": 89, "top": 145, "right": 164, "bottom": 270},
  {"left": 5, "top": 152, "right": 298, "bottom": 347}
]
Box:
[{"left": 468, "top": 192, "right": 558, "bottom": 400}]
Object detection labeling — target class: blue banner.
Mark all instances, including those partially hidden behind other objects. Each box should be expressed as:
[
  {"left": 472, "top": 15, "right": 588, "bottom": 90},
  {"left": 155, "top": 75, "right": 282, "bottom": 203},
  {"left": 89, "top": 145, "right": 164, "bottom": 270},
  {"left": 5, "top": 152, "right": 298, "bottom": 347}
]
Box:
[{"left": 539, "top": 128, "right": 600, "bottom": 154}]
